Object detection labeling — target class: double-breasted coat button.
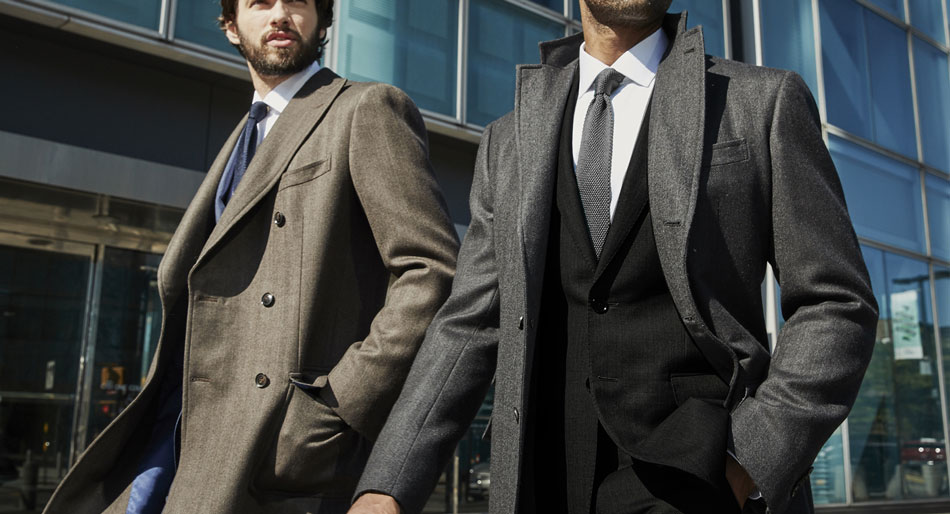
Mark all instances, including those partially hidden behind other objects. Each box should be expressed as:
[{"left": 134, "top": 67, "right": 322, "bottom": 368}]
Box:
[
  {"left": 518, "top": 316, "right": 524, "bottom": 330},
  {"left": 255, "top": 373, "right": 270, "bottom": 388},
  {"left": 261, "top": 293, "right": 275, "bottom": 307},
  {"left": 273, "top": 212, "right": 286, "bottom": 227},
  {"left": 513, "top": 407, "right": 520, "bottom": 423}
]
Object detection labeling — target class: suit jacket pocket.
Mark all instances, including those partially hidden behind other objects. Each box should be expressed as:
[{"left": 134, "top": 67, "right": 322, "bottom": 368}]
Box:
[
  {"left": 278, "top": 157, "right": 332, "bottom": 190},
  {"left": 707, "top": 138, "right": 749, "bottom": 167},
  {"left": 253, "top": 373, "right": 369, "bottom": 497},
  {"left": 670, "top": 373, "right": 729, "bottom": 405}
]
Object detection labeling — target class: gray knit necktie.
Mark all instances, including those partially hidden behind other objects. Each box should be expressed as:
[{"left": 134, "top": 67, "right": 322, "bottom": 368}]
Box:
[{"left": 576, "top": 68, "right": 625, "bottom": 258}]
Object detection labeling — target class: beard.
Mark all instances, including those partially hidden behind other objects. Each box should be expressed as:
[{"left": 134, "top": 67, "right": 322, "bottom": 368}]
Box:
[
  {"left": 236, "top": 25, "right": 322, "bottom": 77},
  {"left": 584, "top": 0, "right": 672, "bottom": 27}
]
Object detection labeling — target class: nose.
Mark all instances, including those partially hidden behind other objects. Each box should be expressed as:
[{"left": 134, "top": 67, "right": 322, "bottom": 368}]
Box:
[{"left": 269, "top": 0, "right": 292, "bottom": 27}]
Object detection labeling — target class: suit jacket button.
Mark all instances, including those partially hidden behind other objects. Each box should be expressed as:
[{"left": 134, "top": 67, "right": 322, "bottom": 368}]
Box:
[
  {"left": 513, "top": 407, "right": 520, "bottom": 423},
  {"left": 261, "top": 293, "right": 275, "bottom": 307},
  {"left": 255, "top": 373, "right": 270, "bottom": 388},
  {"left": 273, "top": 212, "right": 286, "bottom": 227},
  {"left": 518, "top": 316, "right": 524, "bottom": 330}
]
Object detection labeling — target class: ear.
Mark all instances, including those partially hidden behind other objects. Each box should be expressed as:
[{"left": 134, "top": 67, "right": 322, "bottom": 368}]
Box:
[
  {"left": 319, "top": 28, "right": 327, "bottom": 41},
  {"left": 225, "top": 19, "right": 241, "bottom": 46}
]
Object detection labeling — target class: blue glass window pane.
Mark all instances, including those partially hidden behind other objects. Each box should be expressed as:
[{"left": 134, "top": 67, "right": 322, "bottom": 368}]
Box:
[
  {"left": 927, "top": 174, "right": 950, "bottom": 261},
  {"left": 52, "top": 0, "right": 161, "bottom": 30},
  {"left": 669, "top": 0, "right": 725, "bottom": 57},
  {"left": 527, "top": 0, "right": 563, "bottom": 14},
  {"left": 811, "top": 426, "right": 847, "bottom": 504},
  {"left": 761, "top": 0, "right": 819, "bottom": 96},
  {"left": 914, "top": 38, "right": 950, "bottom": 172},
  {"left": 572, "top": 0, "right": 581, "bottom": 21},
  {"left": 174, "top": 0, "right": 240, "bottom": 56},
  {"left": 909, "top": 0, "right": 946, "bottom": 43},
  {"left": 830, "top": 135, "right": 926, "bottom": 253},
  {"left": 819, "top": 0, "right": 872, "bottom": 140},
  {"left": 866, "top": 0, "right": 905, "bottom": 20},
  {"left": 336, "top": 0, "right": 458, "bottom": 117},
  {"left": 865, "top": 10, "right": 917, "bottom": 158},
  {"left": 467, "top": 0, "right": 563, "bottom": 126},
  {"left": 820, "top": 1, "right": 917, "bottom": 157},
  {"left": 850, "top": 247, "right": 945, "bottom": 501}
]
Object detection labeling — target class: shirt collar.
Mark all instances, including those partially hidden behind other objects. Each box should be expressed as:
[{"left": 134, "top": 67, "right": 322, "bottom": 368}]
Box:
[
  {"left": 578, "top": 28, "right": 668, "bottom": 94},
  {"left": 252, "top": 60, "right": 323, "bottom": 116}
]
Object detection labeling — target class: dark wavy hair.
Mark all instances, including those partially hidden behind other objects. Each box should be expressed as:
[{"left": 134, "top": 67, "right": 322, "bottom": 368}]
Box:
[{"left": 218, "top": 0, "right": 334, "bottom": 60}]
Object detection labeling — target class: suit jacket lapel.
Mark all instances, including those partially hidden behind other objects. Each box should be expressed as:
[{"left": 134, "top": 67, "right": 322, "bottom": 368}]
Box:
[
  {"left": 555, "top": 70, "right": 599, "bottom": 269},
  {"left": 158, "top": 119, "right": 244, "bottom": 309},
  {"left": 518, "top": 60, "right": 579, "bottom": 313},
  {"left": 195, "top": 68, "right": 345, "bottom": 268}
]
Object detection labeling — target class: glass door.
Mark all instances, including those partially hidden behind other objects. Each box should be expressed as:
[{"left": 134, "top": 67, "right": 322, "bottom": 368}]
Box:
[
  {"left": 0, "top": 231, "right": 95, "bottom": 511},
  {"left": 79, "top": 247, "right": 162, "bottom": 447}
]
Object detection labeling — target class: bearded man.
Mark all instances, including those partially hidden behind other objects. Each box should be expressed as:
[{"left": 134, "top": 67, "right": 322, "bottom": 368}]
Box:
[
  {"left": 43, "top": 1, "right": 459, "bottom": 513},
  {"left": 349, "top": 1, "right": 877, "bottom": 514}
]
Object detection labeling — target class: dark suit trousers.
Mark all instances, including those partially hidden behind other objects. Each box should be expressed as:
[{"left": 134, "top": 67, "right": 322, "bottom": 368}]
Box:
[{"left": 524, "top": 414, "right": 740, "bottom": 514}]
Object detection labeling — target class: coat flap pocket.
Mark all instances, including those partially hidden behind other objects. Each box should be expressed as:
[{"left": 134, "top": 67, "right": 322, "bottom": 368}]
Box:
[
  {"left": 279, "top": 156, "right": 331, "bottom": 190},
  {"left": 289, "top": 371, "right": 328, "bottom": 393},
  {"left": 708, "top": 138, "right": 749, "bottom": 167},
  {"left": 670, "top": 373, "right": 729, "bottom": 405}
]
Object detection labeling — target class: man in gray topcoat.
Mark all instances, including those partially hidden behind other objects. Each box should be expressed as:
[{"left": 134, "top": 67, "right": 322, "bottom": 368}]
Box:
[{"left": 351, "top": 1, "right": 877, "bottom": 513}]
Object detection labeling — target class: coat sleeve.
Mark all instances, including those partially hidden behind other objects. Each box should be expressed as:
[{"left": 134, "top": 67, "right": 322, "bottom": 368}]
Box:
[
  {"left": 729, "top": 71, "right": 879, "bottom": 514},
  {"left": 353, "top": 120, "right": 503, "bottom": 514},
  {"left": 325, "top": 83, "right": 460, "bottom": 440}
]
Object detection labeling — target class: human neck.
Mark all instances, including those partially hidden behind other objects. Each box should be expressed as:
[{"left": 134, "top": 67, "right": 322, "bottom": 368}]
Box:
[{"left": 581, "top": 16, "right": 662, "bottom": 66}]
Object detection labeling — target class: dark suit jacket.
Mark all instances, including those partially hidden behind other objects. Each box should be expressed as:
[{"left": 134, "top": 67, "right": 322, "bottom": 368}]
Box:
[
  {"left": 357, "top": 12, "right": 877, "bottom": 514},
  {"left": 43, "top": 68, "right": 459, "bottom": 513}
]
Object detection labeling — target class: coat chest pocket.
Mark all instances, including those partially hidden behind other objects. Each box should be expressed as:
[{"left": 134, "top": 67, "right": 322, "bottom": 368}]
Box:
[
  {"left": 278, "top": 157, "right": 332, "bottom": 190},
  {"left": 707, "top": 138, "right": 749, "bottom": 167}
]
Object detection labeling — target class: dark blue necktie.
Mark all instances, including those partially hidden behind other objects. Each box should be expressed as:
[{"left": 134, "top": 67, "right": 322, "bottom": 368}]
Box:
[{"left": 221, "top": 101, "right": 269, "bottom": 207}]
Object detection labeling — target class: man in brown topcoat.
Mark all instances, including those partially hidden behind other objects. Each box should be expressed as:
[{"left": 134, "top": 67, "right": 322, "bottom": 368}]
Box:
[{"left": 44, "top": 1, "right": 459, "bottom": 512}]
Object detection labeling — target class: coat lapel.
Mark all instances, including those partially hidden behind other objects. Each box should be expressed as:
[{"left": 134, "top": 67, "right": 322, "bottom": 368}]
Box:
[
  {"left": 195, "top": 68, "right": 346, "bottom": 268},
  {"left": 158, "top": 120, "right": 244, "bottom": 309},
  {"left": 517, "top": 57, "right": 580, "bottom": 315}
]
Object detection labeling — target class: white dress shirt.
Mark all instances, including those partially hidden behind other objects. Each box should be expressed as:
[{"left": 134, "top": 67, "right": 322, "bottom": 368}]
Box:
[
  {"left": 572, "top": 29, "right": 668, "bottom": 220},
  {"left": 251, "top": 60, "right": 323, "bottom": 144}
]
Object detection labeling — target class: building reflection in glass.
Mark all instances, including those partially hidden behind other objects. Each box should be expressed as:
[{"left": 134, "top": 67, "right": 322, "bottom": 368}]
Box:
[{"left": 849, "top": 247, "right": 948, "bottom": 501}]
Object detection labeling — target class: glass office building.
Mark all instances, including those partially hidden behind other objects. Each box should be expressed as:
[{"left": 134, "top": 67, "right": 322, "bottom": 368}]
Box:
[{"left": 0, "top": 0, "right": 947, "bottom": 511}]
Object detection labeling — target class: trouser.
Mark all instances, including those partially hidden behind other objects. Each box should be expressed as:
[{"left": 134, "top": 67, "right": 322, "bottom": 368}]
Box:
[{"left": 525, "top": 418, "right": 742, "bottom": 514}]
